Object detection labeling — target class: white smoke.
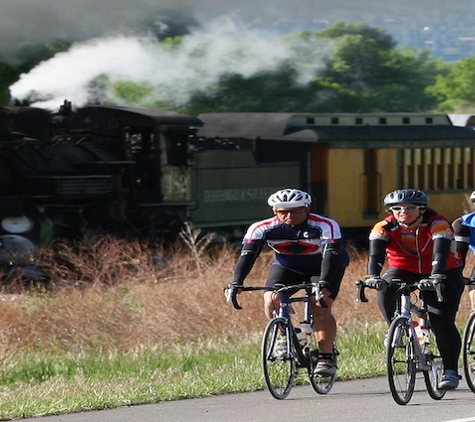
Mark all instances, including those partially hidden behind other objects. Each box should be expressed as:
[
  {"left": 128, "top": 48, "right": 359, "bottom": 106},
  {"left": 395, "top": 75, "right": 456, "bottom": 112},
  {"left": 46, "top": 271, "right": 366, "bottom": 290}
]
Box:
[{"left": 9, "top": 17, "right": 333, "bottom": 111}]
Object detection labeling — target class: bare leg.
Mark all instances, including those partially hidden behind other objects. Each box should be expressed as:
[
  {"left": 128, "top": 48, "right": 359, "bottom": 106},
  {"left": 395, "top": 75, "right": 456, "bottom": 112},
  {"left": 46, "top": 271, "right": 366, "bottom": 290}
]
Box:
[
  {"left": 312, "top": 297, "right": 336, "bottom": 354},
  {"left": 264, "top": 291, "right": 280, "bottom": 319}
]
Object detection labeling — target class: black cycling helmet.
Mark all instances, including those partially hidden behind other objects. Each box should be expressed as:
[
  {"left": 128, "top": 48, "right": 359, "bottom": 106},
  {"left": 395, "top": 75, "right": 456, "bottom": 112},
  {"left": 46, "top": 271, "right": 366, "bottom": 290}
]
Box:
[
  {"left": 383, "top": 189, "right": 428, "bottom": 207},
  {"left": 268, "top": 189, "right": 312, "bottom": 209}
]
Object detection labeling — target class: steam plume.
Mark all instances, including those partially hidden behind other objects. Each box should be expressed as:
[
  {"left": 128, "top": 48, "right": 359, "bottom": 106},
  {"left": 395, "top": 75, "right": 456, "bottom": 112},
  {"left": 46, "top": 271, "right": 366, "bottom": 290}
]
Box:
[{"left": 9, "top": 17, "right": 332, "bottom": 110}]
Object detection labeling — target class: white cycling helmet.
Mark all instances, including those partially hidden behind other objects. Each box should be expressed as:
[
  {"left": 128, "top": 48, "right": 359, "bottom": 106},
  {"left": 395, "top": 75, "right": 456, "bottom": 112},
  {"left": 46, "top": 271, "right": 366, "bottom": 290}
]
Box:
[
  {"left": 470, "top": 190, "right": 475, "bottom": 202},
  {"left": 268, "top": 189, "right": 311, "bottom": 209}
]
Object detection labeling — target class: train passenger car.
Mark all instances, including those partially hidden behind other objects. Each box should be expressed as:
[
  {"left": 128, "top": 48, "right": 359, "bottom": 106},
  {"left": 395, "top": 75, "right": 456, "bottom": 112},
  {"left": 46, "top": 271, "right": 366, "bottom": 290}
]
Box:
[{"left": 197, "top": 112, "right": 475, "bottom": 235}]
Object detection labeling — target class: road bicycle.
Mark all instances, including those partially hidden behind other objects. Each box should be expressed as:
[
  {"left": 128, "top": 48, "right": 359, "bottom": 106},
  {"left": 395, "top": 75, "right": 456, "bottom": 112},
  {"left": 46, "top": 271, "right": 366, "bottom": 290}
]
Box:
[
  {"left": 356, "top": 277, "right": 446, "bottom": 405},
  {"left": 225, "top": 280, "right": 338, "bottom": 399},
  {"left": 462, "top": 278, "right": 475, "bottom": 393}
]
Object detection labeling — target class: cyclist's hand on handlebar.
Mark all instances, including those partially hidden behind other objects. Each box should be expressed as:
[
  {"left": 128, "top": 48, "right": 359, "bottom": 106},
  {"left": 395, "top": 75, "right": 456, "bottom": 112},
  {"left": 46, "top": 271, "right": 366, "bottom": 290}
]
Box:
[
  {"left": 229, "top": 281, "right": 243, "bottom": 293},
  {"left": 365, "top": 276, "right": 389, "bottom": 291},
  {"left": 317, "top": 280, "right": 332, "bottom": 299},
  {"left": 224, "top": 282, "right": 242, "bottom": 300},
  {"left": 224, "top": 282, "right": 245, "bottom": 309},
  {"left": 418, "top": 274, "right": 446, "bottom": 291},
  {"left": 418, "top": 275, "right": 445, "bottom": 302}
]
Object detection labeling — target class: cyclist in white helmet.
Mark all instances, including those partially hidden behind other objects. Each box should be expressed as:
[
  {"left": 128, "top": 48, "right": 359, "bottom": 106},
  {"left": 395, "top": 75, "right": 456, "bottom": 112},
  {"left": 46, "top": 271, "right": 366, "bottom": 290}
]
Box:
[
  {"left": 231, "top": 188, "right": 349, "bottom": 376},
  {"left": 452, "top": 190, "right": 475, "bottom": 309}
]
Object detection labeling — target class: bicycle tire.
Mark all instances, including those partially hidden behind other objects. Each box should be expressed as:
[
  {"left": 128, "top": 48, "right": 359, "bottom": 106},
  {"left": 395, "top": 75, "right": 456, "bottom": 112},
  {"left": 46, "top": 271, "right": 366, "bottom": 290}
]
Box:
[
  {"left": 308, "top": 344, "right": 338, "bottom": 395},
  {"left": 261, "top": 318, "right": 296, "bottom": 399},
  {"left": 422, "top": 326, "right": 446, "bottom": 400},
  {"left": 386, "top": 316, "right": 416, "bottom": 405},
  {"left": 463, "top": 312, "right": 475, "bottom": 393}
]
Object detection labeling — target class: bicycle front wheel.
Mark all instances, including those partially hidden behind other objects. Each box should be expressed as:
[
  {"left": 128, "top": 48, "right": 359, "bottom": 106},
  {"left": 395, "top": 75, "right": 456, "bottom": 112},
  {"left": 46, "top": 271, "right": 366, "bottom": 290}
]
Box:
[
  {"left": 261, "top": 318, "right": 296, "bottom": 399},
  {"left": 423, "top": 329, "right": 446, "bottom": 400},
  {"left": 463, "top": 312, "right": 475, "bottom": 393},
  {"left": 386, "top": 316, "right": 416, "bottom": 405}
]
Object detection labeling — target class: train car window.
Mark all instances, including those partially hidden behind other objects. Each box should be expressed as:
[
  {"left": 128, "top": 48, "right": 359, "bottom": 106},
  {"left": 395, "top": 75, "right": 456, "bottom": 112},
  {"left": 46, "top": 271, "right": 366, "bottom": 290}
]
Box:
[
  {"left": 306, "top": 117, "right": 315, "bottom": 124},
  {"left": 331, "top": 117, "right": 339, "bottom": 125},
  {"left": 467, "top": 116, "right": 475, "bottom": 128},
  {"left": 355, "top": 118, "right": 363, "bottom": 125},
  {"left": 379, "top": 118, "right": 387, "bottom": 124},
  {"left": 398, "top": 146, "right": 475, "bottom": 191},
  {"left": 363, "top": 149, "right": 380, "bottom": 217},
  {"left": 402, "top": 117, "right": 410, "bottom": 124},
  {"left": 164, "top": 127, "right": 196, "bottom": 166},
  {"left": 425, "top": 117, "right": 433, "bottom": 124},
  {"left": 124, "top": 128, "right": 153, "bottom": 157}
]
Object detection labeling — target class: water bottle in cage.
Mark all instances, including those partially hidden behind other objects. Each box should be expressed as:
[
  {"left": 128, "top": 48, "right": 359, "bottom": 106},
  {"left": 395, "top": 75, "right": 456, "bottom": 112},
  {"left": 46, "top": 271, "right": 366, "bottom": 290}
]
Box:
[
  {"left": 412, "top": 320, "right": 425, "bottom": 346},
  {"left": 419, "top": 321, "right": 430, "bottom": 352},
  {"left": 296, "top": 322, "right": 312, "bottom": 346}
]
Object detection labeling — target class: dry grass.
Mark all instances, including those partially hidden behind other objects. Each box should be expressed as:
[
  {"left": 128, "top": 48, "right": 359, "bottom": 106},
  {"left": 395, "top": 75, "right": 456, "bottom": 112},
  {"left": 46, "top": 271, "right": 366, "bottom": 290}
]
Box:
[{"left": 0, "top": 234, "right": 472, "bottom": 369}]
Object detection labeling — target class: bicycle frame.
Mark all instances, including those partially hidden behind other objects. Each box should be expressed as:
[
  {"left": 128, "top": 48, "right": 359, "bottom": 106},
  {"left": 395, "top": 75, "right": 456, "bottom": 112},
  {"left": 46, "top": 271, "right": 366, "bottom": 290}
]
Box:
[
  {"left": 273, "top": 285, "right": 314, "bottom": 361},
  {"left": 394, "top": 290, "right": 430, "bottom": 371}
]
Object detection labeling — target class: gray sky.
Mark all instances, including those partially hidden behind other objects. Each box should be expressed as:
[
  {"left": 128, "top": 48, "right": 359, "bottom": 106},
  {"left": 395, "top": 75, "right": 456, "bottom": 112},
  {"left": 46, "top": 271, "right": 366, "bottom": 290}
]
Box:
[{"left": 1, "top": 0, "right": 470, "bottom": 58}]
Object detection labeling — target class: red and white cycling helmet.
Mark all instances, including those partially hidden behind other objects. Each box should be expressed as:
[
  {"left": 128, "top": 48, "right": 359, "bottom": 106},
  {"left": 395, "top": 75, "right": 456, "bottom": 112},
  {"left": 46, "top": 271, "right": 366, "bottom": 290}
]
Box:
[{"left": 267, "top": 189, "right": 312, "bottom": 209}]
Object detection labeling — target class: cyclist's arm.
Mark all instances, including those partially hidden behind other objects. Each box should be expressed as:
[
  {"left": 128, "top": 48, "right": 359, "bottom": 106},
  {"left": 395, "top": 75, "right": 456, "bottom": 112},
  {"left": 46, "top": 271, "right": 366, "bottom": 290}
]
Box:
[
  {"left": 232, "top": 242, "right": 263, "bottom": 284},
  {"left": 319, "top": 241, "right": 342, "bottom": 292},
  {"left": 367, "top": 238, "right": 387, "bottom": 276},
  {"left": 431, "top": 236, "right": 451, "bottom": 275},
  {"left": 452, "top": 217, "right": 470, "bottom": 265}
]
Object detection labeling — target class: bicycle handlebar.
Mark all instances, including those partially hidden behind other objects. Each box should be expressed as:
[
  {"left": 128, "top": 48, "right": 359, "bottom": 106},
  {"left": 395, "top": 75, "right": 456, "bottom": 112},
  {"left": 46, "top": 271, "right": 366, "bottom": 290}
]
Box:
[
  {"left": 355, "top": 277, "right": 445, "bottom": 303},
  {"left": 224, "top": 285, "right": 268, "bottom": 310},
  {"left": 224, "top": 282, "right": 327, "bottom": 310}
]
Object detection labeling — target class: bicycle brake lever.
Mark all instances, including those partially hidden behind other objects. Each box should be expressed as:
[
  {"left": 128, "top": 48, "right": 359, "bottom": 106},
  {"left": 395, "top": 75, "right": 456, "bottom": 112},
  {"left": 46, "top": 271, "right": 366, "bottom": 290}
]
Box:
[
  {"left": 355, "top": 279, "right": 368, "bottom": 303},
  {"left": 225, "top": 285, "right": 243, "bottom": 310},
  {"left": 434, "top": 282, "right": 444, "bottom": 303}
]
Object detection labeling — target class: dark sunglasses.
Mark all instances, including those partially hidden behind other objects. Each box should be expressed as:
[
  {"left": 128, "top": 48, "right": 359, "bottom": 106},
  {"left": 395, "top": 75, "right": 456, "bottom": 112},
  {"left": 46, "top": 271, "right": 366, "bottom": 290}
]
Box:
[{"left": 276, "top": 208, "right": 306, "bottom": 215}]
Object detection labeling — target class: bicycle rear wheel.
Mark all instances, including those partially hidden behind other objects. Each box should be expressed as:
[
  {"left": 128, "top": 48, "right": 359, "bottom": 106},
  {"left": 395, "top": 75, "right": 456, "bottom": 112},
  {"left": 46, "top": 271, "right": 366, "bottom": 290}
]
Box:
[
  {"left": 386, "top": 316, "right": 416, "bottom": 405},
  {"left": 261, "top": 318, "right": 296, "bottom": 399},
  {"left": 463, "top": 312, "right": 475, "bottom": 393},
  {"left": 423, "top": 328, "right": 446, "bottom": 400},
  {"left": 308, "top": 344, "right": 338, "bottom": 395}
]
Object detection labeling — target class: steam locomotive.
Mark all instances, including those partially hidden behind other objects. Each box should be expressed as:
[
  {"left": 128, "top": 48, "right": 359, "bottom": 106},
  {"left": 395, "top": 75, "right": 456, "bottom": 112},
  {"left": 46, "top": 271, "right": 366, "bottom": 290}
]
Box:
[
  {"left": 2, "top": 102, "right": 475, "bottom": 276},
  {"left": 0, "top": 102, "right": 299, "bottom": 272}
]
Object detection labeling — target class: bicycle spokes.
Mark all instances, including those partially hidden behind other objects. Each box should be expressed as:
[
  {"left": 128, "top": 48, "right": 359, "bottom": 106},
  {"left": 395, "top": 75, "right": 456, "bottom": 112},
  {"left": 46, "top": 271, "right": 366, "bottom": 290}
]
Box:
[
  {"left": 386, "top": 317, "right": 416, "bottom": 405},
  {"left": 262, "top": 318, "right": 296, "bottom": 399},
  {"left": 463, "top": 313, "right": 475, "bottom": 393}
]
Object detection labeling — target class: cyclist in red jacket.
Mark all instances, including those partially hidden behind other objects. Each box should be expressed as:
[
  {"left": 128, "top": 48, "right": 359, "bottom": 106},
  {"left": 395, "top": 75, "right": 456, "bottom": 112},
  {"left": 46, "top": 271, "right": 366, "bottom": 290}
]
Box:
[
  {"left": 231, "top": 189, "right": 349, "bottom": 377},
  {"left": 365, "top": 189, "right": 464, "bottom": 390}
]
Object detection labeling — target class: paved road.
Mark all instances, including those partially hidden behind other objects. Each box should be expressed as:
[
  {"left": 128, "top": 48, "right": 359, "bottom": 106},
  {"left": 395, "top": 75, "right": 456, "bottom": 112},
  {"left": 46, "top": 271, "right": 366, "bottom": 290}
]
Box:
[{"left": 20, "top": 375, "right": 475, "bottom": 422}]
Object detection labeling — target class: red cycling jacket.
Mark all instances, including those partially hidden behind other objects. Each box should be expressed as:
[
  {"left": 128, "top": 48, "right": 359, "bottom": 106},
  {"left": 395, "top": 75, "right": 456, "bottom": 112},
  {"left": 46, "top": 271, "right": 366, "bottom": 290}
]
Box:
[{"left": 369, "top": 212, "right": 462, "bottom": 274}]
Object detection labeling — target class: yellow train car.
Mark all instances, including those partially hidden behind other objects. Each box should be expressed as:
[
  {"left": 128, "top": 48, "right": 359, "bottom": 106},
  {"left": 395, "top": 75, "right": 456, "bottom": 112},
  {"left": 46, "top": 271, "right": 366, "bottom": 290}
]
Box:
[{"left": 197, "top": 112, "right": 475, "bottom": 233}]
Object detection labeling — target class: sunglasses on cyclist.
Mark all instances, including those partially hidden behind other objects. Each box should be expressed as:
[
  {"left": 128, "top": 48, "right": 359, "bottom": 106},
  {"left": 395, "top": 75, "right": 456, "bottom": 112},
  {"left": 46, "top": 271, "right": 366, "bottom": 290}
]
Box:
[
  {"left": 276, "top": 208, "right": 307, "bottom": 215},
  {"left": 389, "top": 205, "right": 424, "bottom": 211}
]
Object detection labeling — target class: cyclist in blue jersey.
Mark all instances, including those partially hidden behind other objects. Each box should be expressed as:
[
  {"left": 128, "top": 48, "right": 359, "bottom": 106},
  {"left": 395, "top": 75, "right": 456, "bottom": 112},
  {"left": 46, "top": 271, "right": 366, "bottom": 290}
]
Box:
[
  {"left": 452, "top": 190, "right": 475, "bottom": 310},
  {"left": 231, "top": 189, "right": 349, "bottom": 376}
]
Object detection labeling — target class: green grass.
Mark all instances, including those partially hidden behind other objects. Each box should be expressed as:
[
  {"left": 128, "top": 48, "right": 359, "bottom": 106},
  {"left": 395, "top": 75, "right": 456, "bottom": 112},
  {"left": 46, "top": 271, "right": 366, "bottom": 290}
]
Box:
[{"left": 0, "top": 323, "right": 390, "bottom": 420}]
